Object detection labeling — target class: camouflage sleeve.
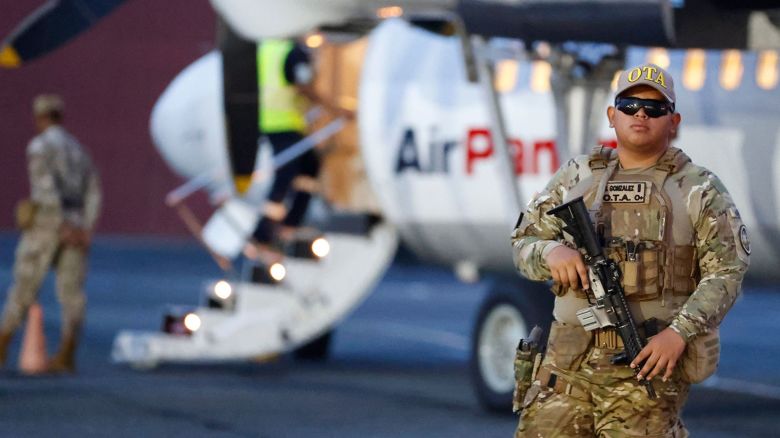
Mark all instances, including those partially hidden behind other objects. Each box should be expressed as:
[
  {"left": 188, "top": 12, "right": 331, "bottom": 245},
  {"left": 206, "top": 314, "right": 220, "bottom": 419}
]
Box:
[
  {"left": 670, "top": 173, "right": 750, "bottom": 342},
  {"left": 83, "top": 170, "right": 102, "bottom": 230},
  {"left": 510, "top": 159, "right": 578, "bottom": 281},
  {"left": 27, "top": 138, "right": 61, "bottom": 209}
]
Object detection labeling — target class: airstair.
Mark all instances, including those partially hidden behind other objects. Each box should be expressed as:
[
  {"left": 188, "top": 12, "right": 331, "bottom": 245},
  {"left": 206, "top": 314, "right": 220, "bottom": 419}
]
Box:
[
  {"left": 112, "top": 202, "right": 397, "bottom": 368},
  {"left": 113, "top": 109, "right": 398, "bottom": 368}
]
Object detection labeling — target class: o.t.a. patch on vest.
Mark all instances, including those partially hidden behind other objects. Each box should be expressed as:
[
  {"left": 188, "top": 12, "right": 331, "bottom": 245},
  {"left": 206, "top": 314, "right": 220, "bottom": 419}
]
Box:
[{"left": 603, "top": 181, "right": 650, "bottom": 204}]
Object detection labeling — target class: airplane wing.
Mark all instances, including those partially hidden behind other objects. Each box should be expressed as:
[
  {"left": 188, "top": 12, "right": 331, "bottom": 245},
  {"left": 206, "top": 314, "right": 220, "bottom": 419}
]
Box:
[
  {"left": 212, "top": 0, "right": 780, "bottom": 50},
  {"left": 458, "top": 0, "right": 780, "bottom": 49},
  {"left": 457, "top": 0, "right": 674, "bottom": 47},
  {"left": 209, "top": 0, "right": 353, "bottom": 40}
]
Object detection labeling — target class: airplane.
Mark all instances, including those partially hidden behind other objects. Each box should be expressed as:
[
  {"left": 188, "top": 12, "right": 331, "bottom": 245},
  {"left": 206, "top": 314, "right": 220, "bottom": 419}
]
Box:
[{"left": 3, "top": 0, "right": 780, "bottom": 412}]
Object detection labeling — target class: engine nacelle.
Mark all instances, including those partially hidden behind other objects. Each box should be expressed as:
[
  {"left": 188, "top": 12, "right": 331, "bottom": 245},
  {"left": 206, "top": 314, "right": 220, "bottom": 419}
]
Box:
[{"left": 149, "top": 51, "right": 233, "bottom": 198}]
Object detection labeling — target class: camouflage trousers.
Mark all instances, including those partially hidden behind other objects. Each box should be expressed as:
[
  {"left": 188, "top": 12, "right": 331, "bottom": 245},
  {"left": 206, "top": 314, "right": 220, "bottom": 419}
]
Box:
[
  {"left": 516, "top": 335, "right": 689, "bottom": 437},
  {"left": 1, "top": 228, "right": 87, "bottom": 338}
]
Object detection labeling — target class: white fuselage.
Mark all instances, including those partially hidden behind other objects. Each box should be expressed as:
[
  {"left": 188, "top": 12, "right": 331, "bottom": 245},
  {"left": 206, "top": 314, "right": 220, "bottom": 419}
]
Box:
[
  {"left": 359, "top": 20, "right": 780, "bottom": 279},
  {"left": 150, "top": 19, "right": 780, "bottom": 279}
]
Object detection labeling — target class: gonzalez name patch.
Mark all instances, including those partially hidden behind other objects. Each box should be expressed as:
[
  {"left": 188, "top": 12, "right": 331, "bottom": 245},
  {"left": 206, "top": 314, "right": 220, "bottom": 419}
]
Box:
[{"left": 603, "top": 182, "right": 649, "bottom": 203}]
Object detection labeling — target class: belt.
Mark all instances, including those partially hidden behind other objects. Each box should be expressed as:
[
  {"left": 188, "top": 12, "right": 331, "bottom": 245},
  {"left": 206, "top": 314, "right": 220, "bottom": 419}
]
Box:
[
  {"left": 62, "top": 198, "right": 84, "bottom": 209},
  {"left": 535, "top": 367, "right": 591, "bottom": 401},
  {"left": 593, "top": 318, "right": 668, "bottom": 350}
]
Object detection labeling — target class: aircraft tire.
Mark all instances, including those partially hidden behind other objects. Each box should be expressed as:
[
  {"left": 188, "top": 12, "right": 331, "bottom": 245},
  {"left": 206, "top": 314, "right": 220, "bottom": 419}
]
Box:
[
  {"left": 470, "top": 278, "right": 553, "bottom": 413},
  {"left": 293, "top": 330, "right": 333, "bottom": 362}
]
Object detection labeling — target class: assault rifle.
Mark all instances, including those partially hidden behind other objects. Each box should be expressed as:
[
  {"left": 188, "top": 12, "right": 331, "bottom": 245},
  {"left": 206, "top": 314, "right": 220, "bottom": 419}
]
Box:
[{"left": 547, "top": 196, "right": 656, "bottom": 399}]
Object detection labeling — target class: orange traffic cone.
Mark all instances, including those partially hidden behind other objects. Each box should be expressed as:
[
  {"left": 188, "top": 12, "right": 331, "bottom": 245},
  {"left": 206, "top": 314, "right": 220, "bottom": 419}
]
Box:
[{"left": 19, "top": 303, "right": 48, "bottom": 375}]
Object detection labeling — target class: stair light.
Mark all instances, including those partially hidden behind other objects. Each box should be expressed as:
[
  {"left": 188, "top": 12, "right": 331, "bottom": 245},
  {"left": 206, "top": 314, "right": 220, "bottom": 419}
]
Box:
[{"left": 311, "top": 238, "right": 331, "bottom": 258}]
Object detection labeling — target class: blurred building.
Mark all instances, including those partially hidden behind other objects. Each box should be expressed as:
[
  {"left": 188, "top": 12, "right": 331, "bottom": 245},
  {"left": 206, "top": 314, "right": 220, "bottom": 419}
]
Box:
[{"left": 0, "top": 0, "right": 216, "bottom": 234}]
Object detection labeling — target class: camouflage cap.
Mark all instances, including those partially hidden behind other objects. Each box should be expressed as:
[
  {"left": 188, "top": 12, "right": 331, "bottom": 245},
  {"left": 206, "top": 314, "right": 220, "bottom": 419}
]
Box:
[
  {"left": 32, "top": 94, "right": 64, "bottom": 116},
  {"left": 615, "top": 63, "right": 675, "bottom": 103}
]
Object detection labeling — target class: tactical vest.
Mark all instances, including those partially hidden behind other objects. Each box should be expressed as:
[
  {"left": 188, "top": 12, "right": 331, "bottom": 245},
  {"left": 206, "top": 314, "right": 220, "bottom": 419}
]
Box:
[
  {"left": 567, "top": 146, "right": 700, "bottom": 303},
  {"left": 257, "top": 40, "right": 307, "bottom": 134}
]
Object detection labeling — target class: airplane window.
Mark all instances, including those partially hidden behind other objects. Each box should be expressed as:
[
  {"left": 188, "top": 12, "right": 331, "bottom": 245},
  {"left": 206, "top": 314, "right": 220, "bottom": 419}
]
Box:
[
  {"left": 531, "top": 60, "right": 551, "bottom": 93},
  {"left": 376, "top": 6, "right": 403, "bottom": 19},
  {"left": 683, "top": 49, "right": 706, "bottom": 91},
  {"left": 305, "top": 33, "right": 324, "bottom": 49},
  {"left": 495, "top": 59, "right": 519, "bottom": 93},
  {"left": 757, "top": 50, "right": 779, "bottom": 90},
  {"left": 719, "top": 50, "right": 743, "bottom": 91},
  {"left": 534, "top": 41, "right": 551, "bottom": 59},
  {"left": 646, "top": 48, "right": 670, "bottom": 69}
]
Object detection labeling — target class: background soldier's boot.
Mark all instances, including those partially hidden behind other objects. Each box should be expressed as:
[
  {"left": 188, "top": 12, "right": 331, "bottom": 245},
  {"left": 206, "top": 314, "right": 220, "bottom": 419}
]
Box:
[
  {"left": 47, "top": 335, "right": 78, "bottom": 373},
  {"left": 0, "top": 331, "right": 13, "bottom": 367}
]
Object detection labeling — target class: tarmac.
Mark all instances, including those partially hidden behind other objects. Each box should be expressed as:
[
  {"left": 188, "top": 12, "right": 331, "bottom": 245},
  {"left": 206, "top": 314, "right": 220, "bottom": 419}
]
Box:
[{"left": 1, "top": 233, "right": 779, "bottom": 437}]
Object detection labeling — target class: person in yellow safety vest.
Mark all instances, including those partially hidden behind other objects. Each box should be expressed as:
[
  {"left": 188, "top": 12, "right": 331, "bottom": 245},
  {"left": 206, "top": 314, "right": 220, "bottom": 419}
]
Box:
[{"left": 248, "top": 38, "right": 351, "bottom": 260}]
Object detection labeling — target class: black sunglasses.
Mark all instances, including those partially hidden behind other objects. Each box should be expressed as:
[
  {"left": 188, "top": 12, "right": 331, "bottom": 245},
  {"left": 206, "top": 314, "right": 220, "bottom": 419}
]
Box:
[{"left": 615, "top": 97, "right": 675, "bottom": 118}]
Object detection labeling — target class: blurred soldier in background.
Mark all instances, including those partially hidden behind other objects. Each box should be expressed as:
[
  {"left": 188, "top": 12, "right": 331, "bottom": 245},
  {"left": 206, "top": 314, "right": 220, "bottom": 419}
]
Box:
[
  {"left": 511, "top": 64, "right": 749, "bottom": 436},
  {"left": 0, "top": 94, "right": 101, "bottom": 373}
]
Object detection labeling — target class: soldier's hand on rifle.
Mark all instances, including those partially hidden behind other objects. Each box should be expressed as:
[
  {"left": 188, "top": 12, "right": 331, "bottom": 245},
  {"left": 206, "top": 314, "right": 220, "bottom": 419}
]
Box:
[
  {"left": 545, "top": 245, "right": 590, "bottom": 290},
  {"left": 631, "top": 328, "right": 686, "bottom": 382}
]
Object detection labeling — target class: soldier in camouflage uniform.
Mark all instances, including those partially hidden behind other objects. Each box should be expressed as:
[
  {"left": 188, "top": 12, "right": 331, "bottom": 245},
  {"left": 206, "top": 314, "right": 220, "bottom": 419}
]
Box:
[
  {"left": 512, "top": 63, "right": 749, "bottom": 437},
  {"left": 0, "top": 95, "right": 101, "bottom": 373}
]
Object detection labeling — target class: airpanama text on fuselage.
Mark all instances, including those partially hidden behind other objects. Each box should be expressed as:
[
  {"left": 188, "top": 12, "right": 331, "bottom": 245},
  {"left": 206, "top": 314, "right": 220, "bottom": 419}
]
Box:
[{"left": 394, "top": 126, "right": 617, "bottom": 175}]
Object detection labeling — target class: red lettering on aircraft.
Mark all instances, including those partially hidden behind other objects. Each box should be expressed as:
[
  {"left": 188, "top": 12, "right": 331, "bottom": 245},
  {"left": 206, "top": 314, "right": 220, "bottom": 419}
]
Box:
[
  {"left": 510, "top": 139, "right": 524, "bottom": 174},
  {"left": 466, "top": 128, "right": 561, "bottom": 176},
  {"left": 466, "top": 129, "right": 494, "bottom": 174},
  {"left": 531, "top": 141, "right": 559, "bottom": 174},
  {"left": 399, "top": 126, "right": 617, "bottom": 176},
  {"left": 600, "top": 139, "right": 618, "bottom": 149}
]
